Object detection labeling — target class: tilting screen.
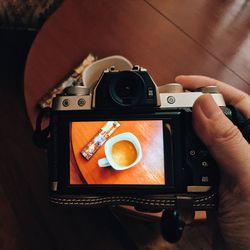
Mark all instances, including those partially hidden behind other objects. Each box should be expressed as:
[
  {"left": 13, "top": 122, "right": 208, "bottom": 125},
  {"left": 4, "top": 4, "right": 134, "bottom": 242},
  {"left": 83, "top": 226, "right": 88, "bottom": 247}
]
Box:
[{"left": 70, "top": 120, "right": 165, "bottom": 185}]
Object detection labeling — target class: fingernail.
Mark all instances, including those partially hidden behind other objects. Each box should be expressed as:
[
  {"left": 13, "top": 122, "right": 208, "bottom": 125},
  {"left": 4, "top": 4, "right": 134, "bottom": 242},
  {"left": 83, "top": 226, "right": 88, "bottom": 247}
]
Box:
[
  {"left": 175, "top": 75, "right": 184, "bottom": 80},
  {"left": 196, "top": 94, "right": 222, "bottom": 119}
]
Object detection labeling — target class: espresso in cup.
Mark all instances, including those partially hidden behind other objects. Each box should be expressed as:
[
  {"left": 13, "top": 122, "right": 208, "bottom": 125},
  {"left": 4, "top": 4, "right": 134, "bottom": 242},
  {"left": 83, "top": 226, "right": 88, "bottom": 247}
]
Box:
[
  {"left": 98, "top": 132, "right": 142, "bottom": 170},
  {"left": 111, "top": 140, "right": 137, "bottom": 167}
]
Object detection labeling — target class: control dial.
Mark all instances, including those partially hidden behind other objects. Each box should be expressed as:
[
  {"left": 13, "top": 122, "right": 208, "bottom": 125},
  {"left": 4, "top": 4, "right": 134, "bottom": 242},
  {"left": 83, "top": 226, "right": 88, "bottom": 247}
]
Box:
[
  {"left": 65, "top": 86, "right": 90, "bottom": 96},
  {"left": 158, "top": 83, "right": 184, "bottom": 93},
  {"left": 197, "top": 86, "right": 219, "bottom": 93}
]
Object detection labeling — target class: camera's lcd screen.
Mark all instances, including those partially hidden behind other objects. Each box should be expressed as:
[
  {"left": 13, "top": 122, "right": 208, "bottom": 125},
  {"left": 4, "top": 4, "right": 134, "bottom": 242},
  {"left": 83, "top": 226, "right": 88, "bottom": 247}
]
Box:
[{"left": 69, "top": 120, "right": 167, "bottom": 185}]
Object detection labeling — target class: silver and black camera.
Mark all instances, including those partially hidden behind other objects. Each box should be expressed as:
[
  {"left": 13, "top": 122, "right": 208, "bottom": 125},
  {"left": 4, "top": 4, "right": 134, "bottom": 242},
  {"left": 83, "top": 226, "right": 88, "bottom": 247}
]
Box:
[
  {"left": 45, "top": 65, "right": 233, "bottom": 205},
  {"left": 33, "top": 64, "right": 250, "bottom": 243}
]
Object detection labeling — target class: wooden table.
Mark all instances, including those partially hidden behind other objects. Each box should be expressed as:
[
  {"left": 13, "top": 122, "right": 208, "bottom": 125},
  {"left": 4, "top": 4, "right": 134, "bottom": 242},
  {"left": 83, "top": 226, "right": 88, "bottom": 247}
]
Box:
[
  {"left": 23, "top": 0, "right": 250, "bottom": 249},
  {"left": 24, "top": 0, "right": 250, "bottom": 128}
]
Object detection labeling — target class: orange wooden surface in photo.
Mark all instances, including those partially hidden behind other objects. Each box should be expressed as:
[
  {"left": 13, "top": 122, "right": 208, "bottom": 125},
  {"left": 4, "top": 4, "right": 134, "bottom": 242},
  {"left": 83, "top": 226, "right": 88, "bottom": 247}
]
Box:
[{"left": 71, "top": 120, "right": 165, "bottom": 185}]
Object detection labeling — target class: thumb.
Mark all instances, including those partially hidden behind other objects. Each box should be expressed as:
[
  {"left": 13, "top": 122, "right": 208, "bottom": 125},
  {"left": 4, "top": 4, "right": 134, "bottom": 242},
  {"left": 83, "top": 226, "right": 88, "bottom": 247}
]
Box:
[{"left": 192, "top": 94, "right": 250, "bottom": 184}]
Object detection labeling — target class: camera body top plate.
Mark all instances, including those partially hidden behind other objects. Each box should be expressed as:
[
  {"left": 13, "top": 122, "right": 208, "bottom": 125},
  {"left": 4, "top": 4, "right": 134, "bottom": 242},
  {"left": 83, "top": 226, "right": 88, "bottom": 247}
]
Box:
[{"left": 52, "top": 66, "right": 226, "bottom": 111}]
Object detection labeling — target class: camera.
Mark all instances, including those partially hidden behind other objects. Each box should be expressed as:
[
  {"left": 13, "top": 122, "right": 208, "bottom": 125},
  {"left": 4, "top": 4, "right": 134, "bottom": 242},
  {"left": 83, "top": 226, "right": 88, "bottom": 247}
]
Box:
[{"left": 47, "top": 65, "right": 232, "bottom": 205}]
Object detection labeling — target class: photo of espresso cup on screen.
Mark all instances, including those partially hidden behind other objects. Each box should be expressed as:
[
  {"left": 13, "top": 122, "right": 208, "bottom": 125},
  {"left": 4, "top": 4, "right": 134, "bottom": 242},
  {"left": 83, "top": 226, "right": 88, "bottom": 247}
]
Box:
[{"left": 98, "top": 132, "right": 142, "bottom": 170}]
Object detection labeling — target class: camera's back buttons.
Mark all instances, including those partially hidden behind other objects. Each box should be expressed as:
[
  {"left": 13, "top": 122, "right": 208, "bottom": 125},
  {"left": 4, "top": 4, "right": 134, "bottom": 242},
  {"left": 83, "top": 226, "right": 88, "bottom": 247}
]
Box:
[
  {"left": 201, "top": 161, "right": 209, "bottom": 167},
  {"left": 62, "top": 99, "right": 70, "bottom": 107},
  {"left": 201, "top": 176, "right": 209, "bottom": 183},
  {"left": 167, "top": 96, "right": 176, "bottom": 104},
  {"left": 147, "top": 87, "right": 154, "bottom": 97},
  {"left": 189, "top": 150, "right": 196, "bottom": 156},
  {"left": 78, "top": 98, "right": 86, "bottom": 106}
]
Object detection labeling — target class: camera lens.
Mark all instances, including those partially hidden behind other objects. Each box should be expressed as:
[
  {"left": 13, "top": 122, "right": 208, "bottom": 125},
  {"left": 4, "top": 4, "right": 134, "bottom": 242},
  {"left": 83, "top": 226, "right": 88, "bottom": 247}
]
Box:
[{"left": 109, "top": 71, "right": 144, "bottom": 107}]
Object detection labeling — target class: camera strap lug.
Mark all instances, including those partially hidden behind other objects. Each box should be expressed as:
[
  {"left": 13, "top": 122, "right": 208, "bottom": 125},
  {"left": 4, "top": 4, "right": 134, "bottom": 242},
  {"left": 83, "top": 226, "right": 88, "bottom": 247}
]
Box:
[
  {"left": 51, "top": 181, "right": 58, "bottom": 192},
  {"left": 33, "top": 107, "right": 51, "bottom": 149},
  {"left": 176, "top": 195, "right": 195, "bottom": 224},
  {"left": 160, "top": 196, "right": 194, "bottom": 243}
]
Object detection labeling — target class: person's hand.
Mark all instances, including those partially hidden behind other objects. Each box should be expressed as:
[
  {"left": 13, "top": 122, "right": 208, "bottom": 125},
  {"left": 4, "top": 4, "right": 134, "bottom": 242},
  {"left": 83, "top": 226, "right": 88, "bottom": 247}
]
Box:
[{"left": 175, "top": 75, "right": 250, "bottom": 249}]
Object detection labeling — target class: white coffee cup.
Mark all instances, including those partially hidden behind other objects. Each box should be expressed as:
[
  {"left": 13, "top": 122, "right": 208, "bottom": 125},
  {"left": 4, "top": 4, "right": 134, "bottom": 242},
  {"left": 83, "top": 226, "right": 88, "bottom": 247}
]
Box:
[{"left": 98, "top": 132, "right": 142, "bottom": 170}]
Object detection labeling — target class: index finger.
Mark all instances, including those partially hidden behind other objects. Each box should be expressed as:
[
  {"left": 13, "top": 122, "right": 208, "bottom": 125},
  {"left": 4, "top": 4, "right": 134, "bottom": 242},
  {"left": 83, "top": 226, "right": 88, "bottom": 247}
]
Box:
[{"left": 175, "top": 75, "right": 250, "bottom": 118}]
